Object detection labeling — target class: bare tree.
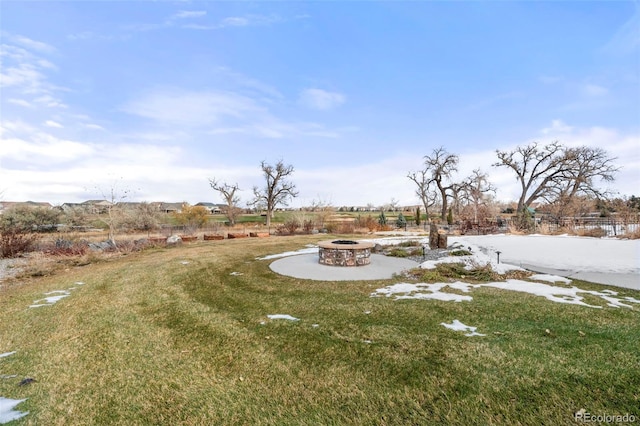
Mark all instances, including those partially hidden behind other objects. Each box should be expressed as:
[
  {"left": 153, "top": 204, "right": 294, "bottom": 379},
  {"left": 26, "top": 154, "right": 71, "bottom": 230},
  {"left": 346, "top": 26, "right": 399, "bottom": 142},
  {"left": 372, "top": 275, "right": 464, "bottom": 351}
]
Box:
[
  {"left": 544, "top": 146, "right": 619, "bottom": 206},
  {"left": 209, "top": 178, "right": 242, "bottom": 226},
  {"left": 423, "top": 147, "right": 460, "bottom": 220},
  {"left": 494, "top": 142, "right": 618, "bottom": 214},
  {"left": 460, "top": 169, "right": 496, "bottom": 222},
  {"left": 96, "top": 180, "right": 131, "bottom": 246},
  {"left": 252, "top": 160, "right": 299, "bottom": 228},
  {"left": 124, "top": 202, "right": 160, "bottom": 237},
  {"left": 407, "top": 168, "right": 437, "bottom": 222}
]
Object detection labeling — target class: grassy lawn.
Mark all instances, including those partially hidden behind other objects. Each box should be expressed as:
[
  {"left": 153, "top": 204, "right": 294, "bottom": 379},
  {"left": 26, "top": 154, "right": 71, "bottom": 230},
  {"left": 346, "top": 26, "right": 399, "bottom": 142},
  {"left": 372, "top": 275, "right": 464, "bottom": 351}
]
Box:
[{"left": 1, "top": 235, "right": 639, "bottom": 425}]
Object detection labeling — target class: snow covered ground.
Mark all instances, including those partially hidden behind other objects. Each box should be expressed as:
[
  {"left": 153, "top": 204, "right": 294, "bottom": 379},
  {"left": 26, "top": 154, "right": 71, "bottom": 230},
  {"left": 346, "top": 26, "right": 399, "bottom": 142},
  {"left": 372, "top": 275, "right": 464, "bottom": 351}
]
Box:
[
  {"left": 449, "top": 234, "right": 639, "bottom": 290},
  {"left": 365, "top": 233, "right": 639, "bottom": 289}
]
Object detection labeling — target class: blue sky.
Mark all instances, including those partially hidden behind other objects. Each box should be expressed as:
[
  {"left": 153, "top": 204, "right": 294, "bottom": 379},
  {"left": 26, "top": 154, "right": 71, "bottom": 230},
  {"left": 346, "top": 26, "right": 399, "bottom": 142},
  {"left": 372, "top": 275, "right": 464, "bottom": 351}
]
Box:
[{"left": 1, "top": 1, "right": 638, "bottom": 208}]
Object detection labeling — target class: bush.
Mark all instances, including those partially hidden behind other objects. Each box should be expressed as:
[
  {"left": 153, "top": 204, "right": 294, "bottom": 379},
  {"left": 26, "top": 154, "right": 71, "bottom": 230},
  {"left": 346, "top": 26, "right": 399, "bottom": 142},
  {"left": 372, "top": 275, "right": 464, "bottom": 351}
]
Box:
[
  {"left": 302, "top": 219, "right": 315, "bottom": 234},
  {"left": 0, "top": 229, "right": 37, "bottom": 258},
  {"left": 387, "top": 248, "right": 409, "bottom": 257},
  {"left": 449, "top": 249, "right": 472, "bottom": 256}
]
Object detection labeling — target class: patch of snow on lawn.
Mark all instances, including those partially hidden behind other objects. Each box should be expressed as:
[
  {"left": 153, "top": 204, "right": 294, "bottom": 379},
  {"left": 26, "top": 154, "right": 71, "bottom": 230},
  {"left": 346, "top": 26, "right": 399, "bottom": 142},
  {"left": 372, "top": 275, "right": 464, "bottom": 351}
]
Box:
[
  {"left": 371, "top": 282, "right": 473, "bottom": 302},
  {"left": 267, "top": 314, "right": 300, "bottom": 321},
  {"left": 29, "top": 290, "right": 71, "bottom": 308},
  {"left": 256, "top": 247, "right": 318, "bottom": 260},
  {"left": 478, "top": 280, "right": 639, "bottom": 309},
  {"left": 530, "top": 274, "right": 572, "bottom": 284},
  {"left": 373, "top": 280, "right": 640, "bottom": 309},
  {"left": 0, "top": 397, "right": 29, "bottom": 423},
  {"left": 441, "top": 320, "right": 486, "bottom": 337}
]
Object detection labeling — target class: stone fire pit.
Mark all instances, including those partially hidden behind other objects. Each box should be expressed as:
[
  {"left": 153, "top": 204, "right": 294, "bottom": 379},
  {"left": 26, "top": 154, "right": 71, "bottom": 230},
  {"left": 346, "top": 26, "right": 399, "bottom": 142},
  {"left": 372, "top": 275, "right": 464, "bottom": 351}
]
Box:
[{"left": 318, "top": 240, "right": 374, "bottom": 266}]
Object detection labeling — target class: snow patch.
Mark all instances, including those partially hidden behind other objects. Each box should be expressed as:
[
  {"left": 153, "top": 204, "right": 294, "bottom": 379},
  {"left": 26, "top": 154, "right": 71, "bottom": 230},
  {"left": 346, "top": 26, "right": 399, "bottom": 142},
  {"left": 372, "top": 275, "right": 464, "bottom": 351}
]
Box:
[
  {"left": 373, "top": 280, "right": 640, "bottom": 309},
  {"left": 0, "top": 397, "right": 29, "bottom": 423},
  {"left": 230, "top": 272, "right": 243, "bottom": 276},
  {"left": 256, "top": 247, "right": 318, "bottom": 260},
  {"left": 267, "top": 314, "right": 299, "bottom": 321},
  {"left": 371, "top": 282, "right": 473, "bottom": 303},
  {"left": 441, "top": 320, "right": 486, "bottom": 337},
  {"left": 29, "top": 290, "right": 71, "bottom": 308},
  {"left": 530, "top": 274, "right": 572, "bottom": 284}
]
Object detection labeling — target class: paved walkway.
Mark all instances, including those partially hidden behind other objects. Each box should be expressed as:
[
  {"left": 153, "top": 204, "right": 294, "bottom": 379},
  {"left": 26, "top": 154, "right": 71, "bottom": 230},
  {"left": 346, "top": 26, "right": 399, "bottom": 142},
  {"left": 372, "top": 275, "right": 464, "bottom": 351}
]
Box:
[{"left": 269, "top": 254, "right": 418, "bottom": 281}]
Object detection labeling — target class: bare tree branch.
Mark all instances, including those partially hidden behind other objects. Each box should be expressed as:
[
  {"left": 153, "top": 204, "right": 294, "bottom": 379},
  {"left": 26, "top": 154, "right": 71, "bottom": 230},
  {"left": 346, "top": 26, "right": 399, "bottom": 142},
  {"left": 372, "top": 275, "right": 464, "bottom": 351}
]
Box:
[
  {"left": 209, "top": 178, "right": 241, "bottom": 226},
  {"left": 252, "top": 160, "right": 299, "bottom": 227}
]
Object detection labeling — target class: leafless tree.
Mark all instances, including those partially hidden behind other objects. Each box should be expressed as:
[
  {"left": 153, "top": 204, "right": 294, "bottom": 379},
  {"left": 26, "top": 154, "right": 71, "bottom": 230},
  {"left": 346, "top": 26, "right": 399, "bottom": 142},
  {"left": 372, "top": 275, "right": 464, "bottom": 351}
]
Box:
[
  {"left": 544, "top": 146, "right": 619, "bottom": 207},
  {"left": 252, "top": 160, "right": 299, "bottom": 228},
  {"left": 494, "top": 142, "right": 618, "bottom": 214},
  {"left": 209, "top": 178, "right": 242, "bottom": 226},
  {"left": 460, "top": 169, "right": 496, "bottom": 222},
  {"left": 407, "top": 168, "right": 437, "bottom": 221},
  {"left": 96, "top": 180, "right": 131, "bottom": 246},
  {"left": 420, "top": 147, "right": 459, "bottom": 220}
]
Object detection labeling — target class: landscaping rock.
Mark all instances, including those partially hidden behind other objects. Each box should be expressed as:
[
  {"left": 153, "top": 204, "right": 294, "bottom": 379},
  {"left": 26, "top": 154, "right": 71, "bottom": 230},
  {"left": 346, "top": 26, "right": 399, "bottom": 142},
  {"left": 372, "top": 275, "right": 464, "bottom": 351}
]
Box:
[
  {"left": 228, "top": 233, "right": 248, "bottom": 239},
  {"left": 166, "top": 235, "right": 183, "bottom": 245},
  {"left": 204, "top": 234, "right": 224, "bottom": 241},
  {"left": 88, "top": 240, "right": 116, "bottom": 251}
]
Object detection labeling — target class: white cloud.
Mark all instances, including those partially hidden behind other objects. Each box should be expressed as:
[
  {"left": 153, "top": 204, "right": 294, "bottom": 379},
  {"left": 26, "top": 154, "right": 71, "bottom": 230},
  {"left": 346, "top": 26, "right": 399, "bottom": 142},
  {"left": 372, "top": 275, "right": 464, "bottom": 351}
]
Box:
[
  {"left": 44, "top": 120, "right": 63, "bottom": 128},
  {"left": 582, "top": 83, "right": 609, "bottom": 97},
  {"left": 121, "top": 89, "right": 263, "bottom": 125},
  {"left": 221, "top": 14, "right": 282, "bottom": 28},
  {"left": 172, "top": 10, "right": 207, "bottom": 19},
  {"left": 602, "top": 6, "right": 640, "bottom": 55},
  {"left": 7, "top": 34, "right": 56, "bottom": 54},
  {"left": 83, "top": 123, "right": 105, "bottom": 131},
  {"left": 7, "top": 98, "right": 32, "bottom": 108},
  {"left": 541, "top": 119, "right": 573, "bottom": 134},
  {"left": 299, "top": 88, "right": 346, "bottom": 110},
  {"left": 221, "top": 17, "right": 249, "bottom": 27}
]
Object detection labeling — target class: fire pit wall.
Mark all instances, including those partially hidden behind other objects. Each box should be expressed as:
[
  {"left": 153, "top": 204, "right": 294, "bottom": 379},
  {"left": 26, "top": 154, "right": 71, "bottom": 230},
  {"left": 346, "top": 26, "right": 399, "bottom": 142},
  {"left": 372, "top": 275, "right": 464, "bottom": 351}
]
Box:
[{"left": 318, "top": 240, "right": 374, "bottom": 267}]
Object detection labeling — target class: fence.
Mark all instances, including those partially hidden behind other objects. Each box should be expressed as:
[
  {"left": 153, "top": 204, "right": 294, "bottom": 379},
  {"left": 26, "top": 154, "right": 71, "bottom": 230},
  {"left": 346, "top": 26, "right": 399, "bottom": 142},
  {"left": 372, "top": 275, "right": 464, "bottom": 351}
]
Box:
[{"left": 456, "top": 217, "right": 639, "bottom": 237}]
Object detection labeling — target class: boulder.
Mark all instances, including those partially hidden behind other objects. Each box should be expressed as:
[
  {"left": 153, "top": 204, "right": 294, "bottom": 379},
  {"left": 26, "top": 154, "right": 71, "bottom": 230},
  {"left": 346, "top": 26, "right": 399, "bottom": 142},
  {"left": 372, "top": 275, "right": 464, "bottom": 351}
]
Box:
[
  {"left": 88, "top": 240, "right": 116, "bottom": 251},
  {"left": 429, "top": 223, "right": 439, "bottom": 250},
  {"left": 166, "top": 235, "right": 183, "bottom": 245}
]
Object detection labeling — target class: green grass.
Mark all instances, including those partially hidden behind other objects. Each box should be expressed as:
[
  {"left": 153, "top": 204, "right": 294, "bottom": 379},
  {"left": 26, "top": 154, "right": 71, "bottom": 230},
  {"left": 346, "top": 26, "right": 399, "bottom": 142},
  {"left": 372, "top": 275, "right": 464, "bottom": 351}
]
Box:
[{"left": 1, "top": 235, "right": 639, "bottom": 425}]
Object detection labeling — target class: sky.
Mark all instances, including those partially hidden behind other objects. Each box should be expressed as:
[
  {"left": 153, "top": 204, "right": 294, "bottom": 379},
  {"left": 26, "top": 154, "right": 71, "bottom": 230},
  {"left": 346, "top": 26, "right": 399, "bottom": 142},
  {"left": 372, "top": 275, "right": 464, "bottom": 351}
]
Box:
[{"left": 1, "top": 1, "right": 639, "bottom": 208}]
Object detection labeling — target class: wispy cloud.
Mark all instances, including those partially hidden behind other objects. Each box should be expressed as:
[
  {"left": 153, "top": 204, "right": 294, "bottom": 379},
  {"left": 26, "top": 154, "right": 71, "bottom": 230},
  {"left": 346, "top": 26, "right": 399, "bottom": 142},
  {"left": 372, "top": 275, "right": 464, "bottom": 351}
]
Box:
[
  {"left": 299, "top": 88, "right": 346, "bottom": 110},
  {"left": 44, "top": 120, "right": 63, "bottom": 128},
  {"left": 0, "top": 35, "right": 66, "bottom": 107},
  {"left": 172, "top": 10, "right": 207, "bottom": 20},
  {"left": 8, "top": 98, "right": 33, "bottom": 108},
  {"left": 541, "top": 119, "right": 573, "bottom": 135},
  {"left": 121, "top": 86, "right": 345, "bottom": 140},
  {"left": 602, "top": 5, "right": 640, "bottom": 55},
  {"left": 181, "top": 13, "right": 284, "bottom": 30},
  {"left": 6, "top": 34, "right": 56, "bottom": 54},
  {"left": 582, "top": 83, "right": 608, "bottom": 97},
  {"left": 121, "top": 89, "right": 263, "bottom": 126}
]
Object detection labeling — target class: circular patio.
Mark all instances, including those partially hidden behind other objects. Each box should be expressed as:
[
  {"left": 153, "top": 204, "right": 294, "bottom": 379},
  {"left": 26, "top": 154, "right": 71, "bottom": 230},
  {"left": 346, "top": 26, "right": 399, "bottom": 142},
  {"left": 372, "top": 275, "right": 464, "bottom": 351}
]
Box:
[{"left": 269, "top": 253, "right": 417, "bottom": 281}]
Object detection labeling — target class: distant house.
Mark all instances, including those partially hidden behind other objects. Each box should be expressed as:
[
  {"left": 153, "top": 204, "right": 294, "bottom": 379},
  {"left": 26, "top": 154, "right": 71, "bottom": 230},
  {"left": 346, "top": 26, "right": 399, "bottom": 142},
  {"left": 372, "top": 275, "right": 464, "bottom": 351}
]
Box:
[
  {"left": 195, "top": 202, "right": 224, "bottom": 214},
  {"left": 157, "top": 202, "right": 183, "bottom": 214},
  {"left": 0, "top": 201, "right": 53, "bottom": 214},
  {"left": 81, "top": 200, "right": 113, "bottom": 214}
]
